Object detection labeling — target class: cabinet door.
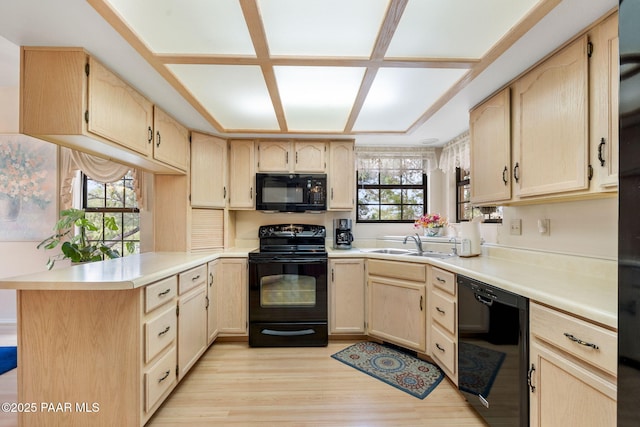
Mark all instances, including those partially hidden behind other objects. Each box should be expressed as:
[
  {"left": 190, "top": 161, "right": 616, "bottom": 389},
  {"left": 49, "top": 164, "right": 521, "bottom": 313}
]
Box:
[
  {"left": 178, "top": 284, "right": 207, "bottom": 379},
  {"left": 153, "top": 106, "right": 189, "bottom": 171},
  {"left": 367, "top": 277, "right": 426, "bottom": 352},
  {"left": 294, "top": 141, "right": 326, "bottom": 172},
  {"left": 513, "top": 36, "right": 589, "bottom": 198},
  {"left": 329, "top": 259, "right": 365, "bottom": 334},
  {"left": 88, "top": 57, "right": 154, "bottom": 158},
  {"left": 470, "top": 88, "right": 511, "bottom": 204},
  {"left": 529, "top": 341, "right": 616, "bottom": 427},
  {"left": 257, "top": 140, "right": 290, "bottom": 172},
  {"left": 191, "top": 132, "right": 227, "bottom": 208},
  {"left": 218, "top": 258, "right": 248, "bottom": 335},
  {"left": 228, "top": 140, "right": 256, "bottom": 209},
  {"left": 190, "top": 209, "right": 224, "bottom": 251},
  {"left": 207, "top": 260, "right": 220, "bottom": 344},
  {"left": 591, "top": 12, "right": 619, "bottom": 189},
  {"left": 328, "top": 141, "right": 355, "bottom": 210}
]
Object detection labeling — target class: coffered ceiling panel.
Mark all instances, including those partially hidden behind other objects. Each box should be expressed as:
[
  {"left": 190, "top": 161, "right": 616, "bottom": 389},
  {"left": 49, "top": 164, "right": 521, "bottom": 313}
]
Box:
[
  {"left": 92, "top": 0, "right": 551, "bottom": 139},
  {"left": 258, "top": 0, "right": 389, "bottom": 57}
]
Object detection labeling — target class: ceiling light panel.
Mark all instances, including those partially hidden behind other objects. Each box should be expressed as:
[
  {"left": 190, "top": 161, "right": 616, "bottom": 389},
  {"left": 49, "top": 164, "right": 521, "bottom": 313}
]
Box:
[
  {"left": 354, "top": 67, "right": 468, "bottom": 132},
  {"left": 105, "top": 0, "right": 255, "bottom": 55},
  {"left": 258, "top": 0, "right": 389, "bottom": 57},
  {"left": 274, "top": 66, "right": 366, "bottom": 131},
  {"left": 167, "top": 64, "right": 279, "bottom": 130},
  {"left": 386, "top": 0, "right": 540, "bottom": 59}
]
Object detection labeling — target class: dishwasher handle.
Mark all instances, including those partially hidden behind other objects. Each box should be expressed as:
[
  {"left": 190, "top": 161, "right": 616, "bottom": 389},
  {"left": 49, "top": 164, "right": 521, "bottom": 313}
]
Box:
[{"left": 475, "top": 293, "right": 494, "bottom": 307}]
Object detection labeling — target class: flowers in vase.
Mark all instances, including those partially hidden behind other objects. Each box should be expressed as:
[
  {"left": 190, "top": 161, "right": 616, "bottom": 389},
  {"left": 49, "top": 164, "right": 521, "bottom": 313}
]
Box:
[{"left": 414, "top": 213, "right": 447, "bottom": 230}]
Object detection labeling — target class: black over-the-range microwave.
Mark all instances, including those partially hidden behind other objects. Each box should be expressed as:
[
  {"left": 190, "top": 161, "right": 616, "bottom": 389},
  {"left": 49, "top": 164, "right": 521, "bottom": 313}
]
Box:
[{"left": 255, "top": 173, "right": 327, "bottom": 212}]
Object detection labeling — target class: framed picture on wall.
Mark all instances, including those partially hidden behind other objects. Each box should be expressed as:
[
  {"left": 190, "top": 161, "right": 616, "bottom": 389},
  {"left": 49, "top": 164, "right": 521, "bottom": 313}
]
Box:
[{"left": 0, "top": 135, "right": 57, "bottom": 241}]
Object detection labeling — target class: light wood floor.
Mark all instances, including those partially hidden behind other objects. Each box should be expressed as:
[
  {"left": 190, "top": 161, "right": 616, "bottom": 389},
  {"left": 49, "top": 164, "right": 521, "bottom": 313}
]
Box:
[{"left": 0, "top": 326, "right": 486, "bottom": 427}]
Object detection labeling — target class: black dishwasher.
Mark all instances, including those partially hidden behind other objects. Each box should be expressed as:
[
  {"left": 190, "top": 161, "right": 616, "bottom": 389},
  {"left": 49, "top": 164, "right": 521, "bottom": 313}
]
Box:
[{"left": 457, "top": 275, "right": 529, "bottom": 427}]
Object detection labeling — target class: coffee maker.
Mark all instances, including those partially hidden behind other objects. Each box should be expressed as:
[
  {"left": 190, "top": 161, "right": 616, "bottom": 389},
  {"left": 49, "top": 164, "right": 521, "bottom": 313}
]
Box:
[{"left": 333, "top": 218, "right": 354, "bottom": 249}]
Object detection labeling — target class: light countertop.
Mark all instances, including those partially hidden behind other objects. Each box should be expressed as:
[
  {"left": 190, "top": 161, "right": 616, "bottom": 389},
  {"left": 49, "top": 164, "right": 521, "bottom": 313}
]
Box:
[{"left": 0, "top": 246, "right": 617, "bottom": 329}]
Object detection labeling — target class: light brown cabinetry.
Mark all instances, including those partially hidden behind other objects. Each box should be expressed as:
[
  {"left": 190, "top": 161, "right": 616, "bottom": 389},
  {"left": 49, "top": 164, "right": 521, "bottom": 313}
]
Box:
[
  {"left": 589, "top": 12, "right": 619, "bottom": 189},
  {"left": 228, "top": 140, "right": 256, "bottom": 209},
  {"left": 20, "top": 47, "right": 186, "bottom": 174},
  {"left": 218, "top": 258, "right": 248, "bottom": 336},
  {"left": 177, "top": 265, "right": 208, "bottom": 379},
  {"left": 191, "top": 132, "right": 227, "bottom": 208},
  {"left": 367, "top": 259, "right": 427, "bottom": 352},
  {"left": 329, "top": 258, "right": 365, "bottom": 334},
  {"left": 328, "top": 140, "right": 355, "bottom": 210},
  {"left": 206, "top": 260, "right": 220, "bottom": 344},
  {"left": 257, "top": 140, "right": 326, "bottom": 172},
  {"left": 470, "top": 88, "right": 511, "bottom": 204},
  {"left": 512, "top": 35, "right": 589, "bottom": 199},
  {"left": 529, "top": 302, "right": 617, "bottom": 427},
  {"left": 428, "top": 266, "right": 458, "bottom": 384}
]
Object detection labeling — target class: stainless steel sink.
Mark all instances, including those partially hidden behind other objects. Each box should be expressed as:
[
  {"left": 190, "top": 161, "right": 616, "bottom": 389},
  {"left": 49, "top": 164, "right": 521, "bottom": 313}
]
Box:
[
  {"left": 407, "top": 251, "right": 456, "bottom": 259},
  {"left": 366, "top": 248, "right": 412, "bottom": 255}
]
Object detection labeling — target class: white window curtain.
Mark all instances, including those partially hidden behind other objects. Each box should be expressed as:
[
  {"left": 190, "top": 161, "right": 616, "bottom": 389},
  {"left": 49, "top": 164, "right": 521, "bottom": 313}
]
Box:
[
  {"left": 60, "top": 147, "right": 144, "bottom": 210},
  {"left": 355, "top": 146, "right": 439, "bottom": 172},
  {"left": 438, "top": 131, "right": 470, "bottom": 173}
]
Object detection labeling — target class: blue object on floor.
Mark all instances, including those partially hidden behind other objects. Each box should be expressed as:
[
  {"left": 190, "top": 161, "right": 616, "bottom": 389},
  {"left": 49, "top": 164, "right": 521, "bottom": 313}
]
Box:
[{"left": 0, "top": 346, "right": 17, "bottom": 375}]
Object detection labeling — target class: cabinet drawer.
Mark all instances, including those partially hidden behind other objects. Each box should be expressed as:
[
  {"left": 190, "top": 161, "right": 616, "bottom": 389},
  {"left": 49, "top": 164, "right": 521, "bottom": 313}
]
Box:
[
  {"left": 144, "top": 346, "right": 177, "bottom": 412},
  {"left": 431, "top": 325, "right": 456, "bottom": 375},
  {"left": 530, "top": 302, "right": 617, "bottom": 376},
  {"left": 367, "top": 259, "right": 426, "bottom": 282},
  {"left": 145, "top": 276, "right": 177, "bottom": 313},
  {"left": 431, "top": 289, "right": 456, "bottom": 335},
  {"left": 431, "top": 267, "right": 455, "bottom": 295},
  {"left": 179, "top": 264, "right": 207, "bottom": 295},
  {"left": 145, "top": 304, "right": 177, "bottom": 363}
]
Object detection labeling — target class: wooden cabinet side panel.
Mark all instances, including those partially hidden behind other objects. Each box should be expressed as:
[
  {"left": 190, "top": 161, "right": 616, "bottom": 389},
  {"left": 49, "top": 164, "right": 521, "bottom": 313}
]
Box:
[
  {"left": 87, "top": 57, "right": 153, "bottom": 157},
  {"left": 21, "top": 48, "right": 86, "bottom": 135},
  {"left": 17, "top": 289, "right": 140, "bottom": 426},
  {"left": 207, "top": 260, "right": 220, "bottom": 343},
  {"left": 218, "top": 258, "right": 248, "bottom": 335},
  {"left": 514, "top": 36, "right": 589, "bottom": 197}
]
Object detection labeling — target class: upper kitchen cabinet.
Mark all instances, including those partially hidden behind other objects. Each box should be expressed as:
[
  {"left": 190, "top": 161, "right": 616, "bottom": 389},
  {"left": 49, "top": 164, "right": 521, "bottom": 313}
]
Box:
[
  {"left": 328, "top": 140, "right": 355, "bottom": 210},
  {"left": 152, "top": 106, "right": 189, "bottom": 172},
  {"left": 191, "top": 132, "right": 227, "bottom": 208},
  {"left": 20, "top": 47, "right": 185, "bottom": 174},
  {"left": 257, "top": 140, "right": 326, "bottom": 172},
  {"left": 228, "top": 140, "right": 256, "bottom": 209},
  {"left": 470, "top": 88, "right": 511, "bottom": 204},
  {"left": 589, "top": 11, "right": 619, "bottom": 190},
  {"left": 512, "top": 35, "right": 589, "bottom": 199}
]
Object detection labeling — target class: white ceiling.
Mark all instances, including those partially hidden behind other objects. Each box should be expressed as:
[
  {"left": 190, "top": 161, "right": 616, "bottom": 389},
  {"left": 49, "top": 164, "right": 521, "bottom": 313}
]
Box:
[{"left": 0, "top": 0, "right": 617, "bottom": 146}]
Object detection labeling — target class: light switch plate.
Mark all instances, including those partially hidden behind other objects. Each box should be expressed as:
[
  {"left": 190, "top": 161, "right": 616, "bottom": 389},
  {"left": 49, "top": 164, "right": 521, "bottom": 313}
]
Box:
[{"left": 510, "top": 219, "right": 522, "bottom": 235}]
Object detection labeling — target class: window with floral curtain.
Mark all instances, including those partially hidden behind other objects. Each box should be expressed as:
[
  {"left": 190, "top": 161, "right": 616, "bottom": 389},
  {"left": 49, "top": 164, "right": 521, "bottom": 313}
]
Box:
[{"left": 355, "top": 147, "right": 438, "bottom": 223}]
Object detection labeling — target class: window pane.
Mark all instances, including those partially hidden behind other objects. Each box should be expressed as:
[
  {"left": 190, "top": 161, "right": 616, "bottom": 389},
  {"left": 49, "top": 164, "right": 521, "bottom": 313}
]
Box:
[
  {"left": 380, "top": 205, "right": 401, "bottom": 220},
  {"left": 402, "top": 189, "right": 423, "bottom": 205},
  {"left": 402, "top": 169, "right": 423, "bottom": 185},
  {"left": 358, "top": 170, "right": 379, "bottom": 185},
  {"left": 380, "top": 158, "right": 401, "bottom": 170},
  {"left": 358, "top": 188, "right": 379, "bottom": 203},
  {"left": 86, "top": 181, "right": 105, "bottom": 208},
  {"left": 380, "top": 170, "right": 401, "bottom": 185},
  {"left": 123, "top": 212, "right": 140, "bottom": 239},
  {"left": 380, "top": 189, "right": 400, "bottom": 204},
  {"left": 358, "top": 204, "right": 379, "bottom": 220},
  {"left": 402, "top": 205, "right": 423, "bottom": 220}
]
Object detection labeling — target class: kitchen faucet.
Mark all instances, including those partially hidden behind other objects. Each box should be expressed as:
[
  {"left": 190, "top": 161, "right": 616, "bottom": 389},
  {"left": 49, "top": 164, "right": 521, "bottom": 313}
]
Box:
[
  {"left": 448, "top": 237, "right": 458, "bottom": 255},
  {"left": 403, "top": 233, "right": 423, "bottom": 254}
]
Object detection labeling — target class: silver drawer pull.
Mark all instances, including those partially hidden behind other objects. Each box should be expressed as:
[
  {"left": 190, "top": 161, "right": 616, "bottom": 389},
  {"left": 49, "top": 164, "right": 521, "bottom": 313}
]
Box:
[
  {"left": 435, "top": 343, "right": 445, "bottom": 352},
  {"left": 158, "top": 370, "right": 170, "bottom": 383},
  {"left": 158, "top": 288, "right": 171, "bottom": 297},
  {"left": 436, "top": 306, "right": 446, "bottom": 314},
  {"left": 436, "top": 277, "right": 446, "bottom": 283},
  {"left": 563, "top": 333, "right": 599, "bottom": 350},
  {"left": 158, "top": 326, "right": 171, "bottom": 337}
]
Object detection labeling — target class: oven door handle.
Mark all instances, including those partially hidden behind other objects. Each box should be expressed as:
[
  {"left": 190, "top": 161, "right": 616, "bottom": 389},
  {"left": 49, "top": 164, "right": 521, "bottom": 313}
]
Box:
[{"left": 261, "top": 328, "right": 316, "bottom": 337}]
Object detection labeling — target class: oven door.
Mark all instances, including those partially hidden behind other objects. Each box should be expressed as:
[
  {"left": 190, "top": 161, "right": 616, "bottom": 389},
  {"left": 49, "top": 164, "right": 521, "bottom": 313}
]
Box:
[{"left": 249, "top": 255, "right": 327, "bottom": 323}]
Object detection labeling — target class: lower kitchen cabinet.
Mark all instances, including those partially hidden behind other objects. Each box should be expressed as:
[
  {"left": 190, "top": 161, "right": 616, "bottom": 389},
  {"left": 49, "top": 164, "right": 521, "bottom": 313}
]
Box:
[
  {"left": 428, "top": 266, "right": 458, "bottom": 384},
  {"left": 177, "top": 265, "right": 208, "bottom": 379},
  {"left": 207, "top": 259, "right": 220, "bottom": 344},
  {"left": 218, "top": 258, "right": 248, "bottom": 335},
  {"left": 329, "top": 258, "right": 365, "bottom": 334},
  {"left": 367, "top": 259, "right": 427, "bottom": 352},
  {"left": 529, "top": 302, "right": 617, "bottom": 426}
]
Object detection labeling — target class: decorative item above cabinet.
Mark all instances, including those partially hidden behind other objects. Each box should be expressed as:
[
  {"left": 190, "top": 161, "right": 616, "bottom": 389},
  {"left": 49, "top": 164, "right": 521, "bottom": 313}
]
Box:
[{"left": 20, "top": 47, "right": 187, "bottom": 174}]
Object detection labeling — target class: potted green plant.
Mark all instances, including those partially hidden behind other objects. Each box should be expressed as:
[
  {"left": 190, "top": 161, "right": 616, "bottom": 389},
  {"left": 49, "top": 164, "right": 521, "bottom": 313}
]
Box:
[{"left": 37, "top": 208, "right": 120, "bottom": 270}]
